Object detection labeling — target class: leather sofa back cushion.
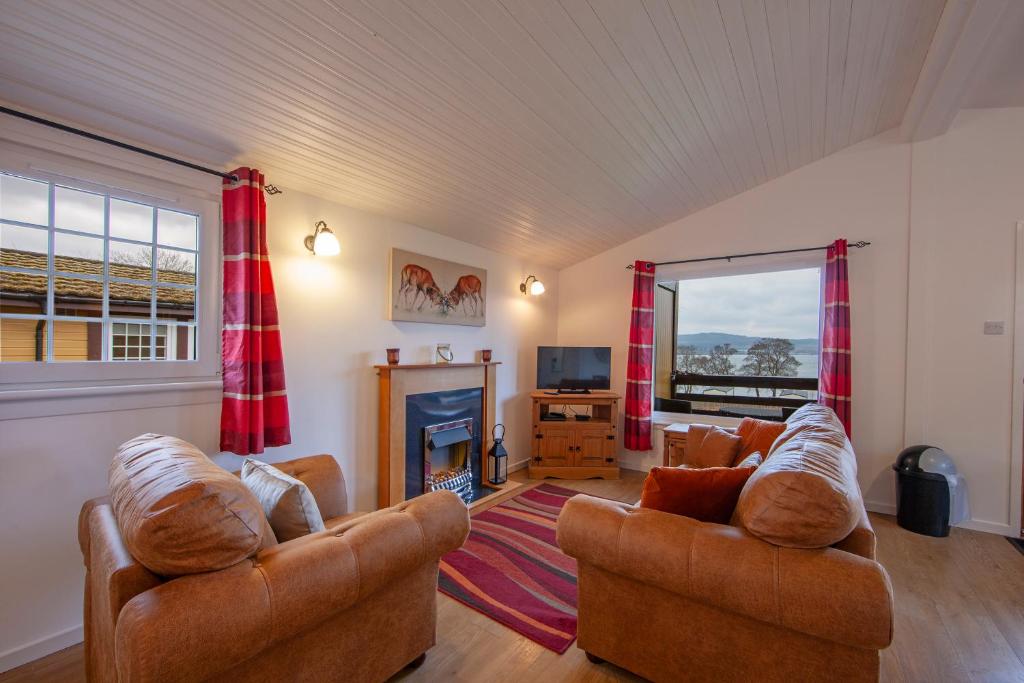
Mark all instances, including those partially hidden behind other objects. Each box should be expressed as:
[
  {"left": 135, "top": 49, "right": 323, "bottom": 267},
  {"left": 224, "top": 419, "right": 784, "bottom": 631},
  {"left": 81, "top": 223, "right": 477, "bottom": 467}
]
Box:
[
  {"left": 640, "top": 465, "right": 756, "bottom": 524},
  {"left": 733, "top": 418, "right": 786, "bottom": 464},
  {"left": 242, "top": 459, "right": 326, "bottom": 542},
  {"left": 683, "top": 426, "right": 742, "bottom": 469},
  {"left": 733, "top": 405, "right": 861, "bottom": 548},
  {"left": 109, "top": 434, "right": 266, "bottom": 576}
]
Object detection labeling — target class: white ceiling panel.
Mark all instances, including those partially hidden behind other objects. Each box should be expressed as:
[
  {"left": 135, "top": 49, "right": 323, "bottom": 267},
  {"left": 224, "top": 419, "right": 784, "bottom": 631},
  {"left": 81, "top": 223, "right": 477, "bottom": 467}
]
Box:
[{"left": 0, "top": 0, "right": 947, "bottom": 267}]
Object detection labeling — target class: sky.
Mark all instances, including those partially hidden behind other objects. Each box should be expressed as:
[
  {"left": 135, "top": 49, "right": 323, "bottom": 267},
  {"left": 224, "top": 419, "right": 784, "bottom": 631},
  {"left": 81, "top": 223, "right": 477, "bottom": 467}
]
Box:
[{"left": 676, "top": 267, "right": 821, "bottom": 339}]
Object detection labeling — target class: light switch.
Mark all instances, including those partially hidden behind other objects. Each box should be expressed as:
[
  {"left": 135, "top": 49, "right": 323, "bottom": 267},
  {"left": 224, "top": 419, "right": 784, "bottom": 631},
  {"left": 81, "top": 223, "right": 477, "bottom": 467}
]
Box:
[{"left": 983, "top": 321, "right": 1005, "bottom": 335}]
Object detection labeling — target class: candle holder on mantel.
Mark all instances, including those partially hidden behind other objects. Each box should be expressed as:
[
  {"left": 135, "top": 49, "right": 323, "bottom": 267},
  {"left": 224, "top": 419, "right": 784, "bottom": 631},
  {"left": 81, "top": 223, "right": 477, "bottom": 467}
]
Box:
[
  {"left": 386, "top": 348, "right": 400, "bottom": 365},
  {"left": 480, "top": 349, "right": 493, "bottom": 363}
]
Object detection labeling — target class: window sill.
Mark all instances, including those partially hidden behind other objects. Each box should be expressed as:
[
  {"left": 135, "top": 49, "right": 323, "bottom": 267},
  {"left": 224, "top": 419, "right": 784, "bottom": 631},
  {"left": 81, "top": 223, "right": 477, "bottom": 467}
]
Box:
[
  {"left": 652, "top": 411, "right": 744, "bottom": 429},
  {"left": 0, "top": 378, "right": 221, "bottom": 420}
]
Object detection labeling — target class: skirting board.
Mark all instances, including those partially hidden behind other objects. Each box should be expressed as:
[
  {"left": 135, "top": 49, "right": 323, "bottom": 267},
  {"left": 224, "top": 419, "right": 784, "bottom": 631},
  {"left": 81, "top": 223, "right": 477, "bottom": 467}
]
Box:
[
  {"left": 0, "top": 624, "right": 82, "bottom": 674},
  {"left": 864, "top": 500, "right": 1017, "bottom": 537}
]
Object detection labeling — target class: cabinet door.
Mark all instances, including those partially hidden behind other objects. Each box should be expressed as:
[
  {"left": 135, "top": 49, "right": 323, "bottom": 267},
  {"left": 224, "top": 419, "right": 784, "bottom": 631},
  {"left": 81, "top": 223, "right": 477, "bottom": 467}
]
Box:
[
  {"left": 536, "top": 426, "right": 573, "bottom": 467},
  {"left": 576, "top": 427, "right": 616, "bottom": 467},
  {"left": 666, "top": 435, "right": 686, "bottom": 467}
]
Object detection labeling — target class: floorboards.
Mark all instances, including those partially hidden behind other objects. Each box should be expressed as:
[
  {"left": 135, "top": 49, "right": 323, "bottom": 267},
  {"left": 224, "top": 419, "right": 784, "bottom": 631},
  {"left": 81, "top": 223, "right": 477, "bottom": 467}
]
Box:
[{"left": 3, "top": 468, "right": 1023, "bottom": 683}]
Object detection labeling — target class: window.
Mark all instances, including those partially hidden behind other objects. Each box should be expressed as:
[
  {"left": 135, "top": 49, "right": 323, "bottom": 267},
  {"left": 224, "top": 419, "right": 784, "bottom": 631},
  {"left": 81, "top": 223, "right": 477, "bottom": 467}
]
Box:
[
  {"left": 654, "top": 267, "right": 821, "bottom": 421},
  {"left": 0, "top": 146, "right": 220, "bottom": 393},
  {"left": 0, "top": 171, "right": 198, "bottom": 366}
]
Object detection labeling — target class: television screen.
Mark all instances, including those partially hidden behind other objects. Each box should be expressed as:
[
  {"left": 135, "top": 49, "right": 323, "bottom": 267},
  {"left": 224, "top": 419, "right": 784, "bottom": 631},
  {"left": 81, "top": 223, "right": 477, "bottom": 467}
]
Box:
[{"left": 536, "top": 346, "right": 612, "bottom": 391}]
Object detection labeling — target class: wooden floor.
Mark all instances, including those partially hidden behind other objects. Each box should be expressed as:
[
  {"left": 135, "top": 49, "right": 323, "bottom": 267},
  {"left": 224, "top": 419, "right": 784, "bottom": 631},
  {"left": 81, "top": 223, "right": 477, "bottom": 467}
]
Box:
[{"left": 4, "top": 469, "right": 1024, "bottom": 683}]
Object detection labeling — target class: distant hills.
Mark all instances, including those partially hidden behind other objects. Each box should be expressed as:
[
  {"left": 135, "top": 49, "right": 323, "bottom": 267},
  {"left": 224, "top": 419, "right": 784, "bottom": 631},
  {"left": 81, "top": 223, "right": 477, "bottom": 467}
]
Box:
[{"left": 677, "top": 332, "right": 818, "bottom": 355}]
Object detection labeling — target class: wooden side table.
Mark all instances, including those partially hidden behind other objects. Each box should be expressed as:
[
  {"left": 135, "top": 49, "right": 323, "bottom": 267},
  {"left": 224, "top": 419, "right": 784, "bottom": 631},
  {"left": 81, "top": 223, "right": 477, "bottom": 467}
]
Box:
[{"left": 663, "top": 423, "right": 690, "bottom": 467}]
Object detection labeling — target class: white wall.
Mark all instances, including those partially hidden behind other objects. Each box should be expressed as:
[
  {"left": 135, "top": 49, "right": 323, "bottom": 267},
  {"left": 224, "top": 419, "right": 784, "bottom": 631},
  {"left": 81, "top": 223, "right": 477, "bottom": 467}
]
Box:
[
  {"left": 0, "top": 123, "right": 558, "bottom": 670},
  {"left": 905, "top": 108, "right": 1024, "bottom": 535},
  {"left": 557, "top": 109, "right": 1024, "bottom": 537},
  {"left": 558, "top": 130, "right": 913, "bottom": 499}
]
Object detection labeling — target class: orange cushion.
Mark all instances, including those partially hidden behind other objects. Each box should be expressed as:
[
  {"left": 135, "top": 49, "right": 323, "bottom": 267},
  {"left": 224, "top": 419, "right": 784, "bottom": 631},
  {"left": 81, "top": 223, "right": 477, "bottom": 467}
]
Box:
[
  {"left": 640, "top": 466, "right": 757, "bottom": 524},
  {"left": 684, "top": 426, "right": 742, "bottom": 468},
  {"left": 734, "top": 418, "right": 787, "bottom": 464}
]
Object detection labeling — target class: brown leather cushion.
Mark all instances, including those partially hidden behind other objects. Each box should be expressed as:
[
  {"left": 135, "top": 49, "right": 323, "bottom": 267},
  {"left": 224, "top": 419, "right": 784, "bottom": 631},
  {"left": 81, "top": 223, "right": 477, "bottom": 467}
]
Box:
[
  {"left": 640, "top": 465, "right": 756, "bottom": 524},
  {"left": 241, "top": 459, "right": 326, "bottom": 542},
  {"left": 683, "top": 426, "right": 742, "bottom": 468},
  {"left": 109, "top": 434, "right": 266, "bottom": 576},
  {"left": 733, "top": 404, "right": 862, "bottom": 548},
  {"left": 733, "top": 418, "right": 786, "bottom": 464}
]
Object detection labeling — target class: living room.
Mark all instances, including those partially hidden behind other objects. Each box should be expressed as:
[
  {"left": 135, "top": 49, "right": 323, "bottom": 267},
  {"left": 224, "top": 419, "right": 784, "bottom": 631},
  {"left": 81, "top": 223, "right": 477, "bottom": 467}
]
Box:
[{"left": 1, "top": 2, "right": 1023, "bottom": 682}]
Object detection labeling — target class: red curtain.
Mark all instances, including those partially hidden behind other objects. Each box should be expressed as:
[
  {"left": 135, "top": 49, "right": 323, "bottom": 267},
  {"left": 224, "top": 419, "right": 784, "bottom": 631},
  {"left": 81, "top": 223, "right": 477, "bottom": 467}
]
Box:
[
  {"left": 219, "top": 168, "right": 291, "bottom": 455},
  {"left": 625, "top": 260, "right": 656, "bottom": 450},
  {"left": 819, "top": 239, "right": 851, "bottom": 436}
]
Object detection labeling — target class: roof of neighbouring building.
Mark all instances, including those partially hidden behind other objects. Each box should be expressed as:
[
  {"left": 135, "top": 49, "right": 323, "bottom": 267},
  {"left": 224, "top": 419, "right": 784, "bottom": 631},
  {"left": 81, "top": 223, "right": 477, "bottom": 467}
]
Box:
[{"left": 0, "top": 250, "right": 195, "bottom": 306}]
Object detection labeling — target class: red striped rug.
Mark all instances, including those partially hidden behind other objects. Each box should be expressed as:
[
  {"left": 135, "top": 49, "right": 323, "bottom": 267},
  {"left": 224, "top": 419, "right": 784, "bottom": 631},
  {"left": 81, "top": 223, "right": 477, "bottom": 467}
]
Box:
[{"left": 438, "top": 483, "right": 582, "bottom": 653}]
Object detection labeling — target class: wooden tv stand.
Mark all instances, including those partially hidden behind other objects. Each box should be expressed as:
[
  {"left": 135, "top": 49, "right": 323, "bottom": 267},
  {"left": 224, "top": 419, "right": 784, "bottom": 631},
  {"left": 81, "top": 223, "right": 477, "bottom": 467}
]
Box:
[{"left": 529, "top": 391, "right": 620, "bottom": 480}]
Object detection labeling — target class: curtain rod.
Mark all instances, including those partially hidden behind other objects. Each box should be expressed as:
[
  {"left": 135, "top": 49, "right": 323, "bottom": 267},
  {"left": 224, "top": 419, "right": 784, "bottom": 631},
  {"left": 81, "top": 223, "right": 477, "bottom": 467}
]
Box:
[
  {"left": 625, "top": 240, "right": 870, "bottom": 269},
  {"left": 1, "top": 106, "right": 239, "bottom": 182}
]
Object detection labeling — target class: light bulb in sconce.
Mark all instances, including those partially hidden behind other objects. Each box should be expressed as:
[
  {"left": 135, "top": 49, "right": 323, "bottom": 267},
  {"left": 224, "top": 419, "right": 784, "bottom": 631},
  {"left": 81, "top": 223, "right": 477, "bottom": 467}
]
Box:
[
  {"left": 304, "top": 220, "right": 341, "bottom": 256},
  {"left": 520, "top": 275, "right": 545, "bottom": 296}
]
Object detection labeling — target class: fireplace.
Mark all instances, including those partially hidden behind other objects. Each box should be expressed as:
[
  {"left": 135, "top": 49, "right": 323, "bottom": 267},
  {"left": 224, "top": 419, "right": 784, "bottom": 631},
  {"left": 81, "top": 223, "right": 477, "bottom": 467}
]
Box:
[
  {"left": 404, "top": 387, "right": 495, "bottom": 505},
  {"left": 377, "top": 361, "right": 517, "bottom": 509}
]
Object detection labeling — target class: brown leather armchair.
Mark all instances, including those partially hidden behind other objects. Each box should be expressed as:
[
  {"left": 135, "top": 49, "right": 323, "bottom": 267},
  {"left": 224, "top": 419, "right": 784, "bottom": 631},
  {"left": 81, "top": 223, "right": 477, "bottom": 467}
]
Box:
[{"left": 80, "top": 449, "right": 469, "bottom": 682}]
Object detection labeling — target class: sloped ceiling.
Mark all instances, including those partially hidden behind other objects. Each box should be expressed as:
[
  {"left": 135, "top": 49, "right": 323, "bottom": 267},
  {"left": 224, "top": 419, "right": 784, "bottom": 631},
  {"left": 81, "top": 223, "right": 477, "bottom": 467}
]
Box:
[{"left": 0, "top": 0, "right": 947, "bottom": 268}]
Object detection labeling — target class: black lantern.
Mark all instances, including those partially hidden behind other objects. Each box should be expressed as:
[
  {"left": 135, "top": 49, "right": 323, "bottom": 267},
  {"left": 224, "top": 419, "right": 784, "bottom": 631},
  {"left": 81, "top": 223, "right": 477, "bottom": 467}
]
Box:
[{"left": 488, "top": 424, "right": 508, "bottom": 485}]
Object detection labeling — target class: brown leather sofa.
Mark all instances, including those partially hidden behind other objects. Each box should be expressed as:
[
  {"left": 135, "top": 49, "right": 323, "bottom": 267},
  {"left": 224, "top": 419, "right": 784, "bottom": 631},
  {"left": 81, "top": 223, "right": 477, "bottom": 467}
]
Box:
[
  {"left": 79, "top": 435, "right": 469, "bottom": 682},
  {"left": 558, "top": 405, "right": 894, "bottom": 683}
]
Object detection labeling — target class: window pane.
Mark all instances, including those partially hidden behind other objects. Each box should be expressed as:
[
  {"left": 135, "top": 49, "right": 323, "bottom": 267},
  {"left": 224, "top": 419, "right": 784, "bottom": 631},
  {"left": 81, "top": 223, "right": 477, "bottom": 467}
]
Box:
[
  {"left": 156, "top": 249, "right": 195, "bottom": 285},
  {"left": 108, "top": 282, "right": 153, "bottom": 318},
  {"left": 156, "top": 286, "right": 194, "bottom": 322},
  {"left": 0, "top": 174, "right": 48, "bottom": 226},
  {"left": 109, "top": 240, "right": 152, "bottom": 280},
  {"left": 54, "top": 232, "right": 104, "bottom": 265},
  {"left": 157, "top": 209, "right": 197, "bottom": 249},
  {"left": 0, "top": 317, "right": 45, "bottom": 362},
  {"left": 110, "top": 199, "right": 153, "bottom": 242},
  {"left": 0, "top": 223, "right": 48, "bottom": 269},
  {"left": 52, "top": 320, "right": 103, "bottom": 361},
  {"left": 1, "top": 271, "right": 47, "bottom": 307},
  {"left": 54, "top": 276, "right": 103, "bottom": 318},
  {"left": 665, "top": 268, "right": 821, "bottom": 420},
  {"left": 54, "top": 186, "right": 104, "bottom": 234},
  {"left": 2, "top": 174, "right": 201, "bottom": 367}
]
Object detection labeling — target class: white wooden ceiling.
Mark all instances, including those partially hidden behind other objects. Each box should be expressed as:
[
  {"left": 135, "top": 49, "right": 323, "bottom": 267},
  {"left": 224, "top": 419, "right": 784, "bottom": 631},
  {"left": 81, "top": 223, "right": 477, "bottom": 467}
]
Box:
[{"left": 0, "top": 0, "right": 947, "bottom": 268}]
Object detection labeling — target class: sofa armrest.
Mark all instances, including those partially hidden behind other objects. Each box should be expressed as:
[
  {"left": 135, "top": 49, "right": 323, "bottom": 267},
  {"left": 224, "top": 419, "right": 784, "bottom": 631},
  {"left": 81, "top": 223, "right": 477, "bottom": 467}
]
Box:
[
  {"left": 557, "top": 494, "right": 893, "bottom": 650},
  {"left": 114, "top": 490, "right": 469, "bottom": 682}
]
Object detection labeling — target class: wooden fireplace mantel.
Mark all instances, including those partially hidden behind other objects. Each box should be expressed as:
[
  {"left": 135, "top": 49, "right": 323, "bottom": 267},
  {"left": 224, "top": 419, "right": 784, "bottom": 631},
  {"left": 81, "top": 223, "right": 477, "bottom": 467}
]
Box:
[
  {"left": 377, "top": 360, "right": 506, "bottom": 509},
  {"left": 374, "top": 361, "right": 502, "bottom": 372}
]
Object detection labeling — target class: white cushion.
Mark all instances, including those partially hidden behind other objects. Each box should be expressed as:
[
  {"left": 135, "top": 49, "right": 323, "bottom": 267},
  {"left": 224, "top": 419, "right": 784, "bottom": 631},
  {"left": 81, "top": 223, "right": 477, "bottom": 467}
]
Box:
[{"left": 241, "top": 459, "right": 325, "bottom": 542}]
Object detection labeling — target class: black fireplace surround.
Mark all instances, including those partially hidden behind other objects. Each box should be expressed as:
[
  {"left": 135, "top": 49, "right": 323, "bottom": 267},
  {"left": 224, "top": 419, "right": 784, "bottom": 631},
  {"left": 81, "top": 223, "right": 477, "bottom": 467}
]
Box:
[{"left": 405, "top": 388, "right": 495, "bottom": 504}]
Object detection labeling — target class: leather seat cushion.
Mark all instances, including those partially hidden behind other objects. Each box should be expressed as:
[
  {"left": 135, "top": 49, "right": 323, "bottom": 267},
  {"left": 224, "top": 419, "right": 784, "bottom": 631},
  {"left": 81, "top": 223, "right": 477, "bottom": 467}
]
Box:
[
  {"left": 109, "top": 434, "right": 267, "bottom": 576},
  {"left": 733, "top": 405, "right": 862, "bottom": 548}
]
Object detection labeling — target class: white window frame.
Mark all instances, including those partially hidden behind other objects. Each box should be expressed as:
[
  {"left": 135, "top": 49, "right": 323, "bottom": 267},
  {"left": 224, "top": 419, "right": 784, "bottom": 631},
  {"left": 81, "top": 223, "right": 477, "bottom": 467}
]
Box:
[{"left": 0, "top": 142, "right": 221, "bottom": 389}]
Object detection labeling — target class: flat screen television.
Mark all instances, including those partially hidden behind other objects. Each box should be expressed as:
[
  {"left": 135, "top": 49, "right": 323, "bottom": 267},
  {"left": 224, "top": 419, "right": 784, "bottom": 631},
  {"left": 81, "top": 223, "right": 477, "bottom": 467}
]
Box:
[{"left": 536, "top": 346, "right": 612, "bottom": 392}]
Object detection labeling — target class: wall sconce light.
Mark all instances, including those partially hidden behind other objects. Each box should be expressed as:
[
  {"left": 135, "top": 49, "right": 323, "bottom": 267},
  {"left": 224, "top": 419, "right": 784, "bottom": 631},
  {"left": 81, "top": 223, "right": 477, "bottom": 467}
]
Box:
[
  {"left": 304, "top": 220, "right": 340, "bottom": 256},
  {"left": 520, "top": 275, "right": 545, "bottom": 296}
]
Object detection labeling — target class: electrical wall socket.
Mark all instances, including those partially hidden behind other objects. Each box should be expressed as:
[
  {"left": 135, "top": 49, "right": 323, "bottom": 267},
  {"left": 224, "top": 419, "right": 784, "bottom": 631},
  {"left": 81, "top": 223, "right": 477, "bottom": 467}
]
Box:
[{"left": 983, "top": 321, "right": 1005, "bottom": 335}]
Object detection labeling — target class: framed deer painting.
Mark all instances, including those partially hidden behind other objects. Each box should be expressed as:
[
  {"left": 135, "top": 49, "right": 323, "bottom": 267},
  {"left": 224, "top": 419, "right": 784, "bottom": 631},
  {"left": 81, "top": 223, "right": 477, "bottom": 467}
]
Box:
[{"left": 389, "top": 248, "right": 487, "bottom": 326}]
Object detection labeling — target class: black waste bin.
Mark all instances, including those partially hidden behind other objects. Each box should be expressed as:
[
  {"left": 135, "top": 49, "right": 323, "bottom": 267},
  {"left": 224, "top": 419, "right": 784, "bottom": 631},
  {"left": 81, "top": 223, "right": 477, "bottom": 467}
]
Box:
[{"left": 892, "top": 445, "right": 950, "bottom": 537}]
